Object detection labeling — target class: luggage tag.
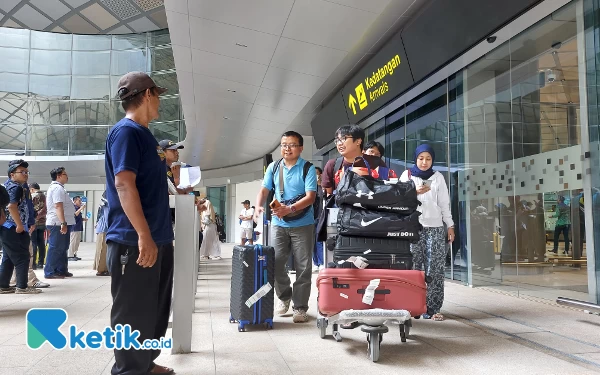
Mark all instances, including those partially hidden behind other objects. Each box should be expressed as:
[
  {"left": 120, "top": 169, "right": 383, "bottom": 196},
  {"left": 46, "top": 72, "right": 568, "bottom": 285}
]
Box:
[
  {"left": 339, "top": 256, "right": 369, "bottom": 269},
  {"left": 362, "top": 279, "right": 381, "bottom": 305}
]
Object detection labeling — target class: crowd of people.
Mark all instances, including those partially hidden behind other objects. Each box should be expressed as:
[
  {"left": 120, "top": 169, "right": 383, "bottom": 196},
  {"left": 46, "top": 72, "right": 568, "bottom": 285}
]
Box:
[
  {"left": 0, "top": 162, "right": 98, "bottom": 294},
  {"left": 253, "top": 124, "right": 454, "bottom": 323}
]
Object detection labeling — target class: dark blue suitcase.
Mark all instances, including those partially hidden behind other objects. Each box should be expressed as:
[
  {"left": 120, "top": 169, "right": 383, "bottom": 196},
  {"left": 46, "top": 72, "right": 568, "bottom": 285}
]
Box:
[{"left": 229, "top": 245, "right": 275, "bottom": 331}]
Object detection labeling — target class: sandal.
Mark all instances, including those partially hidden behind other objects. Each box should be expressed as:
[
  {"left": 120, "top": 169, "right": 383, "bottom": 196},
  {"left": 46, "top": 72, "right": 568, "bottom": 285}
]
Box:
[
  {"left": 151, "top": 364, "right": 175, "bottom": 374},
  {"left": 422, "top": 313, "right": 444, "bottom": 321}
]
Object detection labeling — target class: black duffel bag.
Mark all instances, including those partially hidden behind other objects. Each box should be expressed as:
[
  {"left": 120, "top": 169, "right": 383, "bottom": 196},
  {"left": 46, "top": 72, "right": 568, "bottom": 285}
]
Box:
[
  {"left": 337, "top": 208, "right": 421, "bottom": 240},
  {"left": 335, "top": 156, "right": 419, "bottom": 214}
]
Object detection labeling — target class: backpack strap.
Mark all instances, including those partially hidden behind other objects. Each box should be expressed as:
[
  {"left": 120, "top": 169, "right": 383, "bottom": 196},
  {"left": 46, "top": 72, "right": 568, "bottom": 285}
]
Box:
[
  {"left": 302, "top": 161, "right": 313, "bottom": 180},
  {"left": 271, "top": 158, "right": 283, "bottom": 191},
  {"left": 333, "top": 157, "right": 344, "bottom": 173}
]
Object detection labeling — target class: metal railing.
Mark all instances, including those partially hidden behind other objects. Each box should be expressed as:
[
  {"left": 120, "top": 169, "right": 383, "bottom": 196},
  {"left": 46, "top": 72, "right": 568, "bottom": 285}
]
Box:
[{"left": 556, "top": 297, "right": 600, "bottom": 314}]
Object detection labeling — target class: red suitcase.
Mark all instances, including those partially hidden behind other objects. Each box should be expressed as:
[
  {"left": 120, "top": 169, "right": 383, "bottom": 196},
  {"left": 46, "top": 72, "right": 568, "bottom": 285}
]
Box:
[{"left": 316, "top": 269, "right": 427, "bottom": 317}]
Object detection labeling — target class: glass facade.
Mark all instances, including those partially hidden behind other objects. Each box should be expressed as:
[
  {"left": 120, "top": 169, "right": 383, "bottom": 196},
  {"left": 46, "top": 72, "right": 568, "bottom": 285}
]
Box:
[
  {"left": 325, "top": 0, "right": 598, "bottom": 303},
  {"left": 0, "top": 28, "right": 184, "bottom": 156}
]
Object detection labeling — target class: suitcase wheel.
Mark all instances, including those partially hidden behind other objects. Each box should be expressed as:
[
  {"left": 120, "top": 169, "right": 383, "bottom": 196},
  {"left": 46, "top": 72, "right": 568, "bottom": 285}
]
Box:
[
  {"left": 229, "top": 315, "right": 237, "bottom": 324},
  {"left": 317, "top": 318, "right": 328, "bottom": 339},
  {"left": 366, "top": 333, "right": 382, "bottom": 362},
  {"left": 238, "top": 323, "right": 246, "bottom": 332},
  {"left": 265, "top": 322, "right": 274, "bottom": 330}
]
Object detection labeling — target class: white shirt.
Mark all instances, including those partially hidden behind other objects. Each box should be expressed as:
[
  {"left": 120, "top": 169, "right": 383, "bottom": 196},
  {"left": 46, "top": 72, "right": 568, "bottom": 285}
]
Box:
[
  {"left": 400, "top": 170, "right": 454, "bottom": 229},
  {"left": 46, "top": 181, "right": 76, "bottom": 226},
  {"left": 240, "top": 208, "right": 254, "bottom": 229}
]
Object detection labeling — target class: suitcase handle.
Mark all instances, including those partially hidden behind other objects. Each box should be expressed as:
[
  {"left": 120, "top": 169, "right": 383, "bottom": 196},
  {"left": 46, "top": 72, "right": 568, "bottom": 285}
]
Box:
[{"left": 357, "top": 289, "right": 391, "bottom": 295}]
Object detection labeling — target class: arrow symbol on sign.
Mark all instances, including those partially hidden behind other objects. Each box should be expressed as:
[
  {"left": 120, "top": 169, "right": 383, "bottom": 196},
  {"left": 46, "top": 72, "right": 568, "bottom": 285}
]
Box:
[{"left": 348, "top": 94, "right": 357, "bottom": 115}]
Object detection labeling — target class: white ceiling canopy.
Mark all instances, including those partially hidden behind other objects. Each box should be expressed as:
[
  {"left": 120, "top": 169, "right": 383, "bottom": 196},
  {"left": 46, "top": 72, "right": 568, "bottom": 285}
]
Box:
[
  {"left": 166, "top": 0, "right": 426, "bottom": 170},
  {"left": 0, "top": 0, "right": 167, "bottom": 34}
]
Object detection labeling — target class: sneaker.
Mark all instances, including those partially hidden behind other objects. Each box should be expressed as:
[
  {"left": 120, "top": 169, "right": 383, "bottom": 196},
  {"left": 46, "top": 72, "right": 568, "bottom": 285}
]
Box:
[
  {"left": 15, "top": 287, "right": 42, "bottom": 294},
  {"left": 211, "top": 256, "right": 222, "bottom": 260},
  {"left": 75, "top": 257, "right": 81, "bottom": 260},
  {"left": 68, "top": 257, "right": 77, "bottom": 261},
  {"left": 293, "top": 309, "right": 308, "bottom": 323},
  {"left": 32, "top": 281, "right": 50, "bottom": 288},
  {"left": 63, "top": 272, "right": 73, "bottom": 277},
  {"left": 0, "top": 287, "right": 15, "bottom": 294},
  {"left": 318, "top": 265, "right": 325, "bottom": 272},
  {"left": 275, "top": 299, "right": 291, "bottom": 316}
]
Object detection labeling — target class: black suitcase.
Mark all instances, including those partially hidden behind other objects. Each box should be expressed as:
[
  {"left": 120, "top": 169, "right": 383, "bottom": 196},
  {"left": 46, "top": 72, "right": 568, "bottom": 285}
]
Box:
[
  {"left": 229, "top": 245, "right": 275, "bottom": 331},
  {"left": 333, "top": 235, "right": 413, "bottom": 270}
]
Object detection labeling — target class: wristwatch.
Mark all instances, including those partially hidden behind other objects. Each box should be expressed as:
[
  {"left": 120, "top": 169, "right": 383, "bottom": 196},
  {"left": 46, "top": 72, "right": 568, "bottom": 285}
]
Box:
[
  {"left": 290, "top": 205, "right": 297, "bottom": 213},
  {"left": 61, "top": 222, "right": 67, "bottom": 226}
]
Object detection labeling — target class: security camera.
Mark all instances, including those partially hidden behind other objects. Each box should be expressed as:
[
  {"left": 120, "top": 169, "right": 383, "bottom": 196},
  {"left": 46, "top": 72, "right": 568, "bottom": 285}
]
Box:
[
  {"left": 487, "top": 36, "right": 497, "bottom": 43},
  {"left": 547, "top": 69, "right": 556, "bottom": 83}
]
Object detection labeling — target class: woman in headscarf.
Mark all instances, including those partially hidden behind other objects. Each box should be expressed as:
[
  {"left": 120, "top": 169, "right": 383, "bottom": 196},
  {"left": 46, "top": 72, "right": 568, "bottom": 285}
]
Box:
[
  {"left": 199, "top": 200, "right": 222, "bottom": 260},
  {"left": 400, "top": 144, "right": 454, "bottom": 321}
]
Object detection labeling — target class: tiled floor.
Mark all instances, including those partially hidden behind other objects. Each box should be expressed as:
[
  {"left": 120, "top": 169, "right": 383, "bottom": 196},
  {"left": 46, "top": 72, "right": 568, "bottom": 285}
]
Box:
[{"left": 0, "top": 243, "right": 599, "bottom": 374}]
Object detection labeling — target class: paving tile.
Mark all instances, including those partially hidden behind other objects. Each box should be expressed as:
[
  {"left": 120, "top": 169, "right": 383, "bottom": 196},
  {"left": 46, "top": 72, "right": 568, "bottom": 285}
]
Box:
[{"left": 516, "top": 332, "right": 600, "bottom": 355}]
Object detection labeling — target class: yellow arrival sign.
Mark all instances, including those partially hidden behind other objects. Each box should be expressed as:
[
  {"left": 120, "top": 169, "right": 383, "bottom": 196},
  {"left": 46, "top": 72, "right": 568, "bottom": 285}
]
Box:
[{"left": 347, "top": 54, "right": 401, "bottom": 116}]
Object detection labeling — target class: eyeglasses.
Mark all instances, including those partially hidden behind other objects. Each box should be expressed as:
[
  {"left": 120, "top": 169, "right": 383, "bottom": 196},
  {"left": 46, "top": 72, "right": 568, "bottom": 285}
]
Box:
[
  {"left": 14, "top": 171, "right": 29, "bottom": 175},
  {"left": 280, "top": 144, "right": 300, "bottom": 149},
  {"left": 334, "top": 136, "right": 352, "bottom": 145}
]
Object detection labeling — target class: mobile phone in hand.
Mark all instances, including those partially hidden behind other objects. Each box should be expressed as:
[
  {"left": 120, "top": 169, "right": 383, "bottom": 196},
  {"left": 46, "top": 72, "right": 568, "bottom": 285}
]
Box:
[
  {"left": 269, "top": 199, "right": 281, "bottom": 209},
  {"left": 422, "top": 180, "right": 432, "bottom": 187}
]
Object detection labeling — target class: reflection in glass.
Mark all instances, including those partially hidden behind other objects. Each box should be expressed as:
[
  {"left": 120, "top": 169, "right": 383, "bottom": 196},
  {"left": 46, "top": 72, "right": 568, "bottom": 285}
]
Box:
[
  {"left": 28, "top": 100, "right": 70, "bottom": 125},
  {"left": 156, "top": 96, "right": 180, "bottom": 122},
  {"left": 72, "top": 51, "right": 111, "bottom": 75},
  {"left": 31, "top": 31, "right": 72, "bottom": 50},
  {"left": 0, "top": 124, "right": 26, "bottom": 150},
  {"left": 150, "top": 46, "right": 175, "bottom": 71},
  {"left": 150, "top": 71, "right": 178, "bottom": 92},
  {"left": 73, "top": 35, "right": 111, "bottom": 51},
  {"left": 30, "top": 50, "right": 72, "bottom": 75},
  {"left": 70, "top": 126, "right": 110, "bottom": 151},
  {"left": 0, "top": 94, "right": 27, "bottom": 124},
  {"left": 0, "top": 73, "right": 28, "bottom": 94},
  {"left": 29, "top": 75, "right": 71, "bottom": 98},
  {"left": 112, "top": 34, "right": 148, "bottom": 50},
  {"left": 71, "top": 76, "right": 110, "bottom": 100},
  {"left": 0, "top": 26, "right": 183, "bottom": 156},
  {"left": 0, "top": 28, "right": 30, "bottom": 48},
  {"left": 71, "top": 101, "right": 111, "bottom": 125},
  {"left": 28, "top": 126, "right": 69, "bottom": 151},
  {"left": 0, "top": 47, "right": 29, "bottom": 74},
  {"left": 150, "top": 121, "right": 180, "bottom": 140}
]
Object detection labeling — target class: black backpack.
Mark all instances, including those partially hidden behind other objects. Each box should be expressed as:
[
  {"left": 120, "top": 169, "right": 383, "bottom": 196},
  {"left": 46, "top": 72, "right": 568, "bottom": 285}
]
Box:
[{"left": 266, "top": 159, "right": 318, "bottom": 220}]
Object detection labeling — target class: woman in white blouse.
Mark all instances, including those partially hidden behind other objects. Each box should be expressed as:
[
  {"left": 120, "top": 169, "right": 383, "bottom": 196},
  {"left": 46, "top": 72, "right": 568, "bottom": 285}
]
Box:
[{"left": 400, "top": 144, "right": 454, "bottom": 321}]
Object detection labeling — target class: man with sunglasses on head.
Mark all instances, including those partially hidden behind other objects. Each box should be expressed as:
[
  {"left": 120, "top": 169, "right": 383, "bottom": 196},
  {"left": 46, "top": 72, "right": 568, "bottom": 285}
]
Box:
[
  {"left": 44, "top": 166, "right": 75, "bottom": 279},
  {"left": 0, "top": 160, "right": 41, "bottom": 294}
]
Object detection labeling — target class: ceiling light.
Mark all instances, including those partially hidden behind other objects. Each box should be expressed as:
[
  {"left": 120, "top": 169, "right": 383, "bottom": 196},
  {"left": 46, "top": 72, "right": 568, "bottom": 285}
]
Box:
[
  {"left": 223, "top": 116, "right": 229, "bottom": 120},
  {"left": 235, "top": 43, "right": 248, "bottom": 47},
  {"left": 227, "top": 89, "right": 236, "bottom": 93}
]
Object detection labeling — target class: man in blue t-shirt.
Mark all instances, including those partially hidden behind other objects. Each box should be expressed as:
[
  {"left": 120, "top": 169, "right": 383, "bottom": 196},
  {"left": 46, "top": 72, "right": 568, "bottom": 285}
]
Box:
[
  {"left": 254, "top": 131, "right": 317, "bottom": 324},
  {"left": 0, "top": 160, "right": 41, "bottom": 294},
  {"left": 105, "top": 71, "right": 174, "bottom": 375}
]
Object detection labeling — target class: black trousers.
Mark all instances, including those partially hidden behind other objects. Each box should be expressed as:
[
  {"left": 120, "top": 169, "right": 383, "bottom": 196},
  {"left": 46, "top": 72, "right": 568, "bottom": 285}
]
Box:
[
  {"left": 108, "top": 241, "right": 174, "bottom": 375},
  {"left": 31, "top": 226, "right": 46, "bottom": 266},
  {"left": 0, "top": 227, "right": 30, "bottom": 289}
]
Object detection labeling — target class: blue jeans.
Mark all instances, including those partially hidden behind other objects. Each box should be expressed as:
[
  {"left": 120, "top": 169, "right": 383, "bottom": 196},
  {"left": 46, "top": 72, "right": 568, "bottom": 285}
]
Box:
[
  {"left": 313, "top": 241, "right": 324, "bottom": 267},
  {"left": 0, "top": 227, "right": 31, "bottom": 289},
  {"left": 44, "top": 225, "right": 72, "bottom": 277}
]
